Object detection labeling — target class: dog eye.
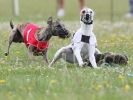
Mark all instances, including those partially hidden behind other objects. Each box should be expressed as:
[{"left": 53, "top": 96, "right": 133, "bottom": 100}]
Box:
[
  {"left": 90, "top": 11, "right": 92, "bottom": 13},
  {"left": 82, "top": 10, "right": 85, "bottom": 14}
]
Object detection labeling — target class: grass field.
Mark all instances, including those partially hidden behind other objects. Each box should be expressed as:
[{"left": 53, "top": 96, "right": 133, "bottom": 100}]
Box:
[{"left": 0, "top": 0, "right": 133, "bottom": 100}]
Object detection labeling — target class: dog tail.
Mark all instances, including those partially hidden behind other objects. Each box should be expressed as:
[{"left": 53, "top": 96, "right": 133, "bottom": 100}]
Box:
[{"left": 10, "top": 20, "right": 14, "bottom": 29}]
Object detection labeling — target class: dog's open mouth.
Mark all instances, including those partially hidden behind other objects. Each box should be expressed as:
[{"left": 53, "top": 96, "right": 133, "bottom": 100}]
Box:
[
  {"left": 58, "top": 31, "right": 71, "bottom": 38},
  {"left": 81, "top": 13, "right": 93, "bottom": 25},
  {"left": 81, "top": 17, "right": 93, "bottom": 25}
]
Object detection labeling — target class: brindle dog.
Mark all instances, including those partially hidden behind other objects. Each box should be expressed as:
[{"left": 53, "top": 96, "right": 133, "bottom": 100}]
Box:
[
  {"left": 5, "top": 17, "right": 70, "bottom": 63},
  {"left": 86, "top": 52, "right": 128, "bottom": 67},
  {"left": 103, "top": 52, "right": 128, "bottom": 65}
]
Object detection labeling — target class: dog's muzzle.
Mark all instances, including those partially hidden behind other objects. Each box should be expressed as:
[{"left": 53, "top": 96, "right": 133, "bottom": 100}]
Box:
[
  {"left": 52, "top": 26, "right": 71, "bottom": 38},
  {"left": 81, "top": 14, "right": 93, "bottom": 25},
  {"left": 86, "top": 14, "right": 90, "bottom": 20},
  {"left": 57, "top": 28, "right": 71, "bottom": 38}
]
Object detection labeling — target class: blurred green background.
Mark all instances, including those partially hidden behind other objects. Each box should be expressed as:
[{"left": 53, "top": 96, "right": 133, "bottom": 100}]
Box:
[{"left": 0, "top": 0, "right": 129, "bottom": 21}]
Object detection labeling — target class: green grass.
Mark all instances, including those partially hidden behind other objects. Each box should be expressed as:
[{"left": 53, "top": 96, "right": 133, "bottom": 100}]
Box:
[
  {"left": 0, "top": 0, "right": 133, "bottom": 100},
  {"left": 0, "top": 21, "right": 133, "bottom": 100}
]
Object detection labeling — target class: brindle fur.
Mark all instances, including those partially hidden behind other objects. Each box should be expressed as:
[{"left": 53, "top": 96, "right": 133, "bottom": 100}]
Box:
[
  {"left": 86, "top": 52, "right": 128, "bottom": 67},
  {"left": 104, "top": 52, "right": 128, "bottom": 65},
  {"left": 5, "top": 17, "right": 70, "bottom": 63}
]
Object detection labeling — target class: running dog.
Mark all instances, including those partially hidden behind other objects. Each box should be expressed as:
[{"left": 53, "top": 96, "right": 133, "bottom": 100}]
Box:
[
  {"left": 5, "top": 17, "right": 71, "bottom": 63},
  {"left": 49, "top": 8, "right": 99, "bottom": 68}
]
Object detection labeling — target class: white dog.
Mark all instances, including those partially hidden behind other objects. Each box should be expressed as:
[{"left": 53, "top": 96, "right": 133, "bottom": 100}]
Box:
[{"left": 49, "top": 8, "right": 100, "bottom": 68}]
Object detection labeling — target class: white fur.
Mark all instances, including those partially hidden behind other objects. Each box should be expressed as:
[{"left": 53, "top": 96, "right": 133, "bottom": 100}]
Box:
[
  {"left": 71, "top": 8, "right": 97, "bottom": 68},
  {"left": 49, "top": 8, "right": 98, "bottom": 68},
  {"left": 72, "top": 24, "right": 97, "bottom": 68}
]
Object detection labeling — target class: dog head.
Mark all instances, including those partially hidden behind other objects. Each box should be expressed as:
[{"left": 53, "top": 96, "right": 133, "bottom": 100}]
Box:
[
  {"left": 47, "top": 17, "right": 71, "bottom": 38},
  {"left": 114, "top": 54, "right": 128, "bottom": 65},
  {"left": 104, "top": 52, "right": 128, "bottom": 65},
  {"left": 80, "top": 8, "right": 94, "bottom": 25}
]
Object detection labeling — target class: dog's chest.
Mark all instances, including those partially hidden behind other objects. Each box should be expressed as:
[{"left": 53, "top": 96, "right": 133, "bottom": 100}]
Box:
[
  {"left": 72, "top": 28, "right": 92, "bottom": 44},
  {"left": 81, "top": 35, "right": 90, "bottom": 43}
]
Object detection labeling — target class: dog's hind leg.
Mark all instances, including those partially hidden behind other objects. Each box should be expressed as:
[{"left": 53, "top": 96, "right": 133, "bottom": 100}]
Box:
[
  {"left": 5, "top": 27, "right": 18, "bottom": 56},
  {"left": 42, "top": 49, "right": 49, "bottom": 64},
  {"left": 48, "top": 46, "right": 70, "bottom": 67},
  {"left": 95, "top": 48, "right": 101, "bottom": 54},
  {"left": 48, "top": 48, "right": 65, "bottom": 67}
]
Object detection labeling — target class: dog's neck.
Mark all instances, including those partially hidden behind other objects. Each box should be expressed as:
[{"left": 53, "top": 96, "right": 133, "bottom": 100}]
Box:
[
  {"left": 80, "top": 21, "right": 93, "bottom": 35},
  {"left": 38, "top": 27, "right": 52, "bottom": 41}
]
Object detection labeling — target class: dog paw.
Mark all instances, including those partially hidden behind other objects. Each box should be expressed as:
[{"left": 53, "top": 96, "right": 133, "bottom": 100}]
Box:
[
  {"left": 79, "top": 62, "right": 88, "bottom": 67},
  {"left": 79, "top": 63, "right": 84, "bottom": 67}
]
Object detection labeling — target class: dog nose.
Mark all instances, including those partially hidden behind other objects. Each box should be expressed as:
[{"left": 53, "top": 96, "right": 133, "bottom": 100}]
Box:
[{"left": 86, "top": 14, "right": 90, "bottom": 20}]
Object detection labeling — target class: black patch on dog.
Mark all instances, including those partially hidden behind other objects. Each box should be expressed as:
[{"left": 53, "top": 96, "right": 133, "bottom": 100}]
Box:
[{"left": 81, "top": 35, "right": 90, "bottom": 43}]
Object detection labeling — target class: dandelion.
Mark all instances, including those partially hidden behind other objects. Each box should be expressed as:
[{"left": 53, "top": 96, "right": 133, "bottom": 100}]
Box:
[
  {"left": 124, "top": 84, "right": 130, "bottom": 92},
  {"left": 16, "top": 51, "right": 20, "bottom": 54},
  {"left": 0, "top": 80, "right": 6, "bottom": 84},
  {"left": 118, "top": 74, "right": 125, "bottom": 81},
  {"left": 50, "top": 79, "right": 58, "bottom": 85},
  {"left": 95, "top": 84, "right": 103, "bottom": 91}
]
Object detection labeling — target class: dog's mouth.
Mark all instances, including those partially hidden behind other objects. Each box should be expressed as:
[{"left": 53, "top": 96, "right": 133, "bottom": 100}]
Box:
[
  {"left": 81, "top": 14, "right": 93, "bottom": 25},
  {"left": 52, "top": 28, "right": 71, "bottom": 39},
  {"left": 58, "top": 29, "right": 71, "bottom": 38}
]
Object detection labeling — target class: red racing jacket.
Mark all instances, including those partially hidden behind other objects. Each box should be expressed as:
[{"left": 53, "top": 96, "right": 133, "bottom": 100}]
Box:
[{"left": 23, "top": 23, "right": 49, "bottom": 52}]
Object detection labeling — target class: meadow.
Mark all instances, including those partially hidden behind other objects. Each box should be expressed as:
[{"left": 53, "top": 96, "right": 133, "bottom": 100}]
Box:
[{"left": 0, "top": 0, "right": 133, "bottom": 100}]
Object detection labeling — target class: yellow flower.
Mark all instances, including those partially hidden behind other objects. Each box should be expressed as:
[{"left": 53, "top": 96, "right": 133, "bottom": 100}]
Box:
[
  {"left": 118, "top": 74, "right": 125, "bottom": 80},
  {"left": 16, "top": 51, "right": 20, "bottom": 54},
  {"left": 124, "top": 84, "right": 130, "bottom": 92},
  {"left": 0, "top": 80, "right": 6, "bottom": 84},
  {"left": 95, "top": 84, "right": 102, "bottom": 91},
  {"left": 50, "top": 80, "right": 58, "bottom": 85}
]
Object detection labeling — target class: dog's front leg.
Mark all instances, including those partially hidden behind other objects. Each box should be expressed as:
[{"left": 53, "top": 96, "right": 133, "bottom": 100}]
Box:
[
  {"left": 72, "top": 43, "right": 84, "bottom": 67},
  {"left": 73, "top": 48, "right": 84, "bottom": 67},
  {"left": 88, "top": 45, "right": 98, "bottom": 68}
]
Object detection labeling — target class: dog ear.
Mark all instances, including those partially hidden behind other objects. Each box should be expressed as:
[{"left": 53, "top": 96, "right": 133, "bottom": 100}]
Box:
[
  {"left": 124, "top": 55, "right": 128, "bottom": 61},
  {"left": 92, "top": 11, "right": 95, "bottom": 17},
  {"left": 47, "top": 17, "right": 53, "bottom": 26}
]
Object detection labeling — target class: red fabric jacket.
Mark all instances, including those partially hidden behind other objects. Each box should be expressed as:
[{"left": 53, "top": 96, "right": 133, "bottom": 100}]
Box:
[{"left": 23, "top": 23, "right": 49, "bottom": 52}]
